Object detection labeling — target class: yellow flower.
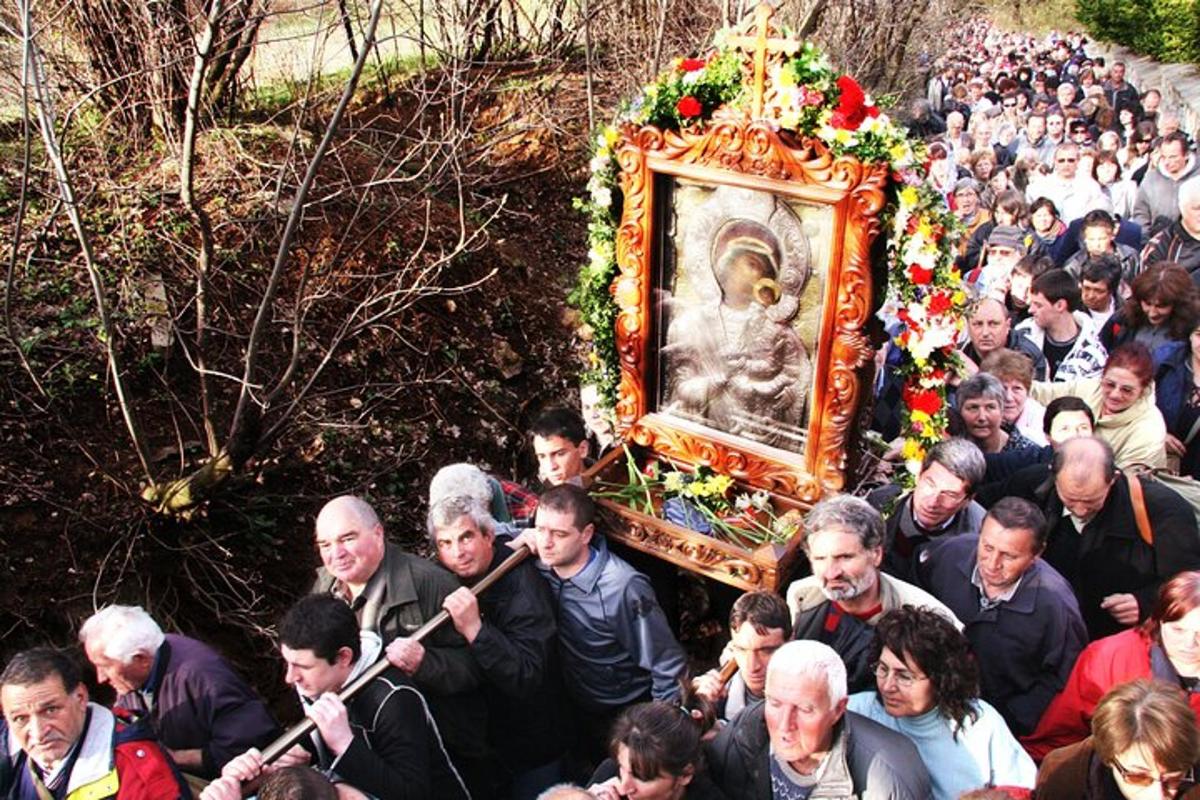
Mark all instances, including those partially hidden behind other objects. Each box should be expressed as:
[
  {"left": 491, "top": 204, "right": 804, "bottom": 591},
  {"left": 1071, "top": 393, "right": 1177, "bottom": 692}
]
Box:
[
  {"left": 778, "top": 66, "right": 797, "bottom": 87},
  {"left": 910, "top": 410, "right": 930, "bottom": 425},
  {"left": 780, "top": 109, "right": 801, "bottom": 130},
  {"left": 952, "top": 290, "right": 967, "bottom": 306},
  {"left": 898, "top": 186, "right": 919, "bottom": 208},
  {"left": 834, "top": 129, "right": 852, "bottom": 145},
  {"left": 603, "top": 126, "right": 619, "bottom": 149},
  {"left": 902, "top": 439, "right": 926, "bottom": 462},
  {"left": 663, "top": 471, "right": 686, "bottom": 492}
]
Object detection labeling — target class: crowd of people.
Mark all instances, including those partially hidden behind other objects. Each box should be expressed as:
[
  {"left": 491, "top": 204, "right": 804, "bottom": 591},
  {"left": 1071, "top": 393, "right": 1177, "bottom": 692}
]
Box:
[{"left": 10, "top": 20, "right": 1200, "bottom": 800}]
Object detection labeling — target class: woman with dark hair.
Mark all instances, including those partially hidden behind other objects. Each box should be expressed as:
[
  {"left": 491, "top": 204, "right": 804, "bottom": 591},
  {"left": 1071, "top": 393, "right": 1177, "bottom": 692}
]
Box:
[
  {"left": 1156, "top": 322, "right": 1200, "bottom": 477},
  {"left": 1031, "top": 342, "right": 1169, "bottom": 468},
  {"left": 847, "top": 606, "right": 1036, "bottom": 799},
  {"left": 587, "top": 693, "right": 727, "bottom": 800},
  {"left": 1036, "top": 679, "right": 1200, "bottom": 799},
  {"left": 1029, "top": 197, "right": 1071, "bottom": 265},
  {"left": 1101, "top": 263, "right": 1200, "bottom": 352},
  {"left": 1024, "top": 571, "right": 1200, "bottom": 761}
]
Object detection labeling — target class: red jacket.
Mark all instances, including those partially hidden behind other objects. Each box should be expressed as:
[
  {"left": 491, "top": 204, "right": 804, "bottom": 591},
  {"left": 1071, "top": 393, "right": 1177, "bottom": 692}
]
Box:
[{"left": 1021, "top": 628, "right": 1200, "bottom": 761}]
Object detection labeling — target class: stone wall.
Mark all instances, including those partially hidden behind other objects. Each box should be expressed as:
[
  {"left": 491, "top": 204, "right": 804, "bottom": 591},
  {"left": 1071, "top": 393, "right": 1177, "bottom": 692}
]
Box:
[{"left": 1092, "top": 42, "right": 1200, "bottom": 137}]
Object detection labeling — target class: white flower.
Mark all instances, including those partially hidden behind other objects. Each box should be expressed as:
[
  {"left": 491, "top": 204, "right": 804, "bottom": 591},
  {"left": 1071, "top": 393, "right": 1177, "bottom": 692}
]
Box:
[
  {"left": 750, "top": 490, "right": 771, "bottom": 511},
  {"left": 734, "top": 493, "right": 752, "bottom": 511},
  {"left": 589, "top": 154, "right": 610, "bottom": 173},
  {"left": 591, "top": 186, "right": 612, "bottom": 208},
  {"left": 682, "top": 70, "right": 702, "bottom": 86}
]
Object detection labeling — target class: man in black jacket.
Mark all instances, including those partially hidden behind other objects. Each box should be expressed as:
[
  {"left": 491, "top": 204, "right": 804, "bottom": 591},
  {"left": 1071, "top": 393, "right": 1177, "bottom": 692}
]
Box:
[
  {"left": 1029, "top": 436, "right": 1200, "bottom": 638},
  {"left": 429, "top": 493, "right": 569, "bottom": 799},
  {"left": 206, "top": 595, "right": 470, "bottom": 800}
]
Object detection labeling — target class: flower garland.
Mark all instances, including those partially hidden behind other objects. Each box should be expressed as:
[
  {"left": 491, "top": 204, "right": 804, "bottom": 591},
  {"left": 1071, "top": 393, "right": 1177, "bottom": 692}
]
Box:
[{"left": 570, "top": 32, "right": 965, "bottom": 479}]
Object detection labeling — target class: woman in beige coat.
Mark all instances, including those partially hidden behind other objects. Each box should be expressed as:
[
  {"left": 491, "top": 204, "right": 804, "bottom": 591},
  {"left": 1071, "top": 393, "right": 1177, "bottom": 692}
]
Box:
[{"left": 1031, "top": 343, "right": 1168, "bottom": 469}]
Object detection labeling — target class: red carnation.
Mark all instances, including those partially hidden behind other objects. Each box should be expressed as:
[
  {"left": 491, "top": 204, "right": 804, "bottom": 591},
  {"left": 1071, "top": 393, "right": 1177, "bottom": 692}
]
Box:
[
  {"left": 909, "top": 388, "right": 943, "bottom": 416},
  {"left": 831, "top": 75, "right": 879, "bottom": 131},
  {"left": 908, "top": 264, "right": 934, "bottom": 285},
  {"left": 928, "top": 291, "right": 952, "bottom": 315},
  {"left": 676, "top": 95, "right": 702, "bottom": 118},
  {"left": 681, "top": 58, "right": 706, "bottom": 72},
  {"left": 836, "top": 75, "right": 865, "bottom": 109}
]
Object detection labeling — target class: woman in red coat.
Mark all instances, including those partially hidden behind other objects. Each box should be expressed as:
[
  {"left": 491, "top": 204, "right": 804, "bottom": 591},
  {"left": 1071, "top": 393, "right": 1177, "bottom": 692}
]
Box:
[{"left": 1023, "top": 570, "right": 1200, "bottom": 761}]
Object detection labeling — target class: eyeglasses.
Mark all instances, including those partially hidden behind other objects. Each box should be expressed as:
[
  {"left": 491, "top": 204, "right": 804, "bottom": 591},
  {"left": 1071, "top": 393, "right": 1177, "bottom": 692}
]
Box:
[
  {"left": 1111, "top": 758, "right": 1192, "bottom": 793},
  {"left": 871, "top": 661, "right": 929, "bottom": 689},
  {"left": 1003, "top": 101, "right": 1017, "bottom": 108},
  {"left": 1056, "top": 157, "right": 1078, "bottom": 163}
]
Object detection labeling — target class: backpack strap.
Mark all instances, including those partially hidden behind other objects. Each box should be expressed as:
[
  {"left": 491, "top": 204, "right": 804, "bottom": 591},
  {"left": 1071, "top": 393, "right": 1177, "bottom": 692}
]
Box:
[{"left": 1128, "top": 473, "right": 1154, "bottom": 547}]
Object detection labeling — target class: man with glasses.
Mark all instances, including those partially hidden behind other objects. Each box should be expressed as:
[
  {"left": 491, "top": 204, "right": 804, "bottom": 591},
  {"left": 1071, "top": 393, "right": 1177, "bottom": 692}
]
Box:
[
  {"left": 1027, "top": 436, "right": 1200, "bottom": 639},
  {"left": 873, "top": 438, "right": 988, "bottom": 583},
  {"left": 1027, "top": 143, "right": 1111, "bottom": 223},
  {"left": 693, "top": 591, "right": 791, "bottom": 723},
  {"left": 1133, "top": 131, "right": 1198, "bottom": 236},
  {"left": 916, "top": 497, "right": 1087, "bottom": 736},
  {"left": 785, "top": 495, "right": 959, "bottom": 693}
]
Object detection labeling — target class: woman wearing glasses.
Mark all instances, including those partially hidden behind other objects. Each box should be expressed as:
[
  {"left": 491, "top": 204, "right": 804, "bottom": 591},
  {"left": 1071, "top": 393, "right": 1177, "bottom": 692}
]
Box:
[
  {"left": 1024, "top": 572, "right": 1200, "bottom": 764},
  {"left": 1036, "top": 679, "right": 1200, "bottom": 799},
  {"left": 1030, "top": 342, "right": 1169, "bottom": 470},
  {"left": 847, "top": 606, "right": 1036, "bottom": 800}
]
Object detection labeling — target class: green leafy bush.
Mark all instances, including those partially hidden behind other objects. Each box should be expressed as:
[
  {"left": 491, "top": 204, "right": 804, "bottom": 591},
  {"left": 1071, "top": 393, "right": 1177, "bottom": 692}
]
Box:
[{"left": 1077, "top": 0, "right": 1200, "bottom": 62}]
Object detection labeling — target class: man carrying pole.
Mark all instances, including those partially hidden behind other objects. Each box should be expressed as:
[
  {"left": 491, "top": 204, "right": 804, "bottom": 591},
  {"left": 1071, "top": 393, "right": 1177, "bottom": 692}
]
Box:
[{"left": 199, "top": 595, "right": 469, "bottom": 800}]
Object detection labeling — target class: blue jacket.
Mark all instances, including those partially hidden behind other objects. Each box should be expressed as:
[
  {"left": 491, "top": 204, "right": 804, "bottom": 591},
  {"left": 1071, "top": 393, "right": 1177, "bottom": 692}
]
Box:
[
  {"left": 535, "top": 534, "right": 686, "bottom": 709},
  {"left": 916, "top": 535, "right": 1088, "bottom": 736},
  {"left": 115, "top": 635, "right": 278, "bottom": 778},
  {"left": 1155, "top": 340, "right": 1192, "bottom": 434}
]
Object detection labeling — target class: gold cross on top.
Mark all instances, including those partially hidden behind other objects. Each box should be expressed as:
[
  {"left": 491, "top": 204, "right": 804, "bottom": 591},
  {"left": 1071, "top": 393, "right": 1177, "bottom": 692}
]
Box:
[{"left": 725, "top": 3, "right": 800, "bottom": 118}]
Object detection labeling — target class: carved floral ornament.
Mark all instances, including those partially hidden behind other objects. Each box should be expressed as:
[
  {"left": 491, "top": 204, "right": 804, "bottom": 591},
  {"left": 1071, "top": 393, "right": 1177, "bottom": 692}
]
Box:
[{"left": 571, "top": 4, "right": 965, "bottom": 587}]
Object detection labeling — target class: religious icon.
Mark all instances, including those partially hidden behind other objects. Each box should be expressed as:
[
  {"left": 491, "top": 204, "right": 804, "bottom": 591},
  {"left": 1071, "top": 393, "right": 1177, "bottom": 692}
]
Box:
[{"left": 657, "top": 182, "right": 826, "bottom": 454}]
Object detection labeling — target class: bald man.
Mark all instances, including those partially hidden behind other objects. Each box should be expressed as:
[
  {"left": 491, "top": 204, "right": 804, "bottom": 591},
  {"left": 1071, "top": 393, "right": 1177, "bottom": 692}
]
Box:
[
  {"left": 311, "top": 495, "right": 491, "bottom": 797},
  {"left": 1035, "top": 438, "right": 1200, "bottom": 639}
]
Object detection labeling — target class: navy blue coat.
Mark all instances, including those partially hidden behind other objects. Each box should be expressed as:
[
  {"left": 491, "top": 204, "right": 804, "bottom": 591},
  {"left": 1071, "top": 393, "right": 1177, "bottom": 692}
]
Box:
[{"left": 916, "top": 535, "right": 1088, "bottom": 736}]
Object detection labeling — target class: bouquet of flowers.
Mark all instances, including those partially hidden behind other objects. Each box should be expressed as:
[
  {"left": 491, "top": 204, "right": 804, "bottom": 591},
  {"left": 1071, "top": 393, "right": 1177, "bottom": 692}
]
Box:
[{"left": 591, "top": 446, "right": 804, "bottom": 549}]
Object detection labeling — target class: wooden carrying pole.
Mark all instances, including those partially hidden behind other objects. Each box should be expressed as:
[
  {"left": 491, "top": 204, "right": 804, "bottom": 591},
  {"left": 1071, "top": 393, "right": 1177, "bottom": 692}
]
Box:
[
  {"left": 717, "top": 657, "right": 740, "bottom": 687},
  {"left": 260, "top": 545, "right": 532, "bottom": 764}
]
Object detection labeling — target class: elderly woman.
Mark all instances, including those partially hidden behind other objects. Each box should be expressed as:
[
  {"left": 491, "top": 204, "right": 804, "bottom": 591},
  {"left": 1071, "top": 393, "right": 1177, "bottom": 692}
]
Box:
[
  {"left": 1024, "top": 571, "right": 1200, "bottom": 761},
  {"left": 587, "top": 697, "right": 724, "bottom": 800},
  {"left": 1156, "top": 323, "right": 1200, "bottom": 478},
  {"left": 1036, "top": 679, "right": 1200, "bottom": 799},
  {"left": 957, "top": 372, "right": 1040, "bottom": 454},
  {"left": 981, "top": 348, "right": 1049, "bottom": 445},
  {"left": 1101, "top": 263, "right": 1200, "bottom": 353},
  {"left": 1031, "top": 342, "right": 1169, "bottom": 469},
  {"left": 848, "top": 606, "right": 1036, "bottom": 799}
]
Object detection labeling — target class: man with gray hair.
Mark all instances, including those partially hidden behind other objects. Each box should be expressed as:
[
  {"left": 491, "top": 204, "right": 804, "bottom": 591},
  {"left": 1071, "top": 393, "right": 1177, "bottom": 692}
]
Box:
[
  {"left": 786, "top": 495, "right": 959, "bottom": 692},
  {"left": 1141, "top": 174, "right": 1200, "bottom": 279},
  {"left": 78, "top": 604, "right": 278, "bottom": 779},
  {"left": 428, "top": 491, "right": 568, "bottom": 798},
  {"left": 706, "top": 639, "right": 931, "bottom": 799},
  {"left": 874, "top": 438, "right": 988, "bottom": 583}
]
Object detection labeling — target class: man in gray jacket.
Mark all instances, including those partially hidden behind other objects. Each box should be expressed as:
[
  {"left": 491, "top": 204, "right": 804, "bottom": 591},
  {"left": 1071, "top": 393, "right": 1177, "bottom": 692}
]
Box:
[
  {"left": 706, "top": 640, "right": 931, "bottom": 800},
  {"left": 512, "top": 483, "right": 687, "bottom": 764},
  {"left": 1133, "top": 131, "right": 1199, "bottom": 237}
]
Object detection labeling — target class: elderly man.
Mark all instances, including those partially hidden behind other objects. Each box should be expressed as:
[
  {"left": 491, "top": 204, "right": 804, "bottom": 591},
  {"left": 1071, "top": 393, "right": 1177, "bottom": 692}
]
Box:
[
  {"left": 512, "top": 484, "right": 686, "bottom": 763},
  {"left": 786, "top": 495, "right": 958, "bottom": 692},
  {"left": 428, "top": 492, "right": 568, "bottom": 798},
  {"left": 1103, "top": 61, "right": 1139, "bottom": 112},
  {"left": 1028, "top": 436, "right": 1200, "bottom": 639},
  {"left": 875, "top": 438, "right": 988, "bottom": 583},
  {"left": 961, "top": 296, "right": 1048, "bottom": 380},
  {"left": 204, "top": 595, "right": 469, "bottom": 800},
  {"left": 693, "top": 591, "right": 791, "bottom": 722},
  {"left": 705, "top": 640, "right": 931, "bottom": 800},
  {"left": 1026, "top": 143, "right": 1111, "bottom": 223},
  {"left": 1133, "top": 131, "right": 1199, "bottom": 235},
  {"left": 1, "top": 648, "right": 188, "bottom": 800},
  {"left": 78, "top": 605, "right": 278, "bottom": 780},
  {"left": 310, "top": 495, "right": 487, "bottom": 795},
  {"left": 1141, "top": 175, "right": 1200, "bottom": 281},
  {"left": 916, "top": 497, "right": 1087, "bottom": 736}
]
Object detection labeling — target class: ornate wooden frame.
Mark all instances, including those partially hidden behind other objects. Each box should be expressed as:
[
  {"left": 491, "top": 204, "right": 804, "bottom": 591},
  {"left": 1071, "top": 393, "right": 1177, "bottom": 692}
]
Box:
[
  {"left": 612, "top": 119, "right": 887, "bottom": 503},
  {"left": 585, "top": 4, "right": 889, "bottom": 590}
]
